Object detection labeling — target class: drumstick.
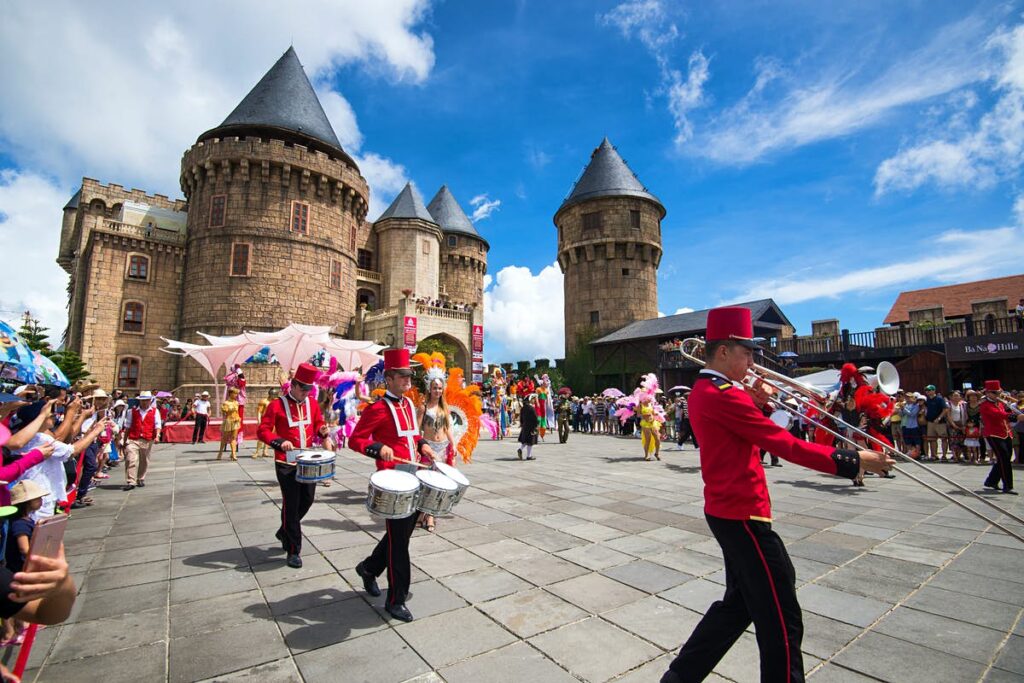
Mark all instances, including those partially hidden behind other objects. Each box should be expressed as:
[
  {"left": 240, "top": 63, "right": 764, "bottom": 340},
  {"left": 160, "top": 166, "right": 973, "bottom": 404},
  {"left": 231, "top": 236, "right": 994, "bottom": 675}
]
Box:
[{"left": 392, "top": 457, "right": 432, "bottom": 469}]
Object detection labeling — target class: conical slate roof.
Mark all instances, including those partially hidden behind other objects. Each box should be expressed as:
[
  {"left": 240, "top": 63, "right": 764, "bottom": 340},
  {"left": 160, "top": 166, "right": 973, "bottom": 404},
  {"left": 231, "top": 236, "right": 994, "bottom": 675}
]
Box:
[
  {"left": 63, "top": 188, "right": 81, "bottom": 211},
  {"left": 377, "top": 183, "right": 435, "bottom": 223},
  {"left": 199, "top": 47, "right": 346, "bottom": 158},
  {"left": 558, "top": 138, "right": 664, "bottom": 216},
  {"left": 427, "top": 186, "right": 480, "bottom": 239}
]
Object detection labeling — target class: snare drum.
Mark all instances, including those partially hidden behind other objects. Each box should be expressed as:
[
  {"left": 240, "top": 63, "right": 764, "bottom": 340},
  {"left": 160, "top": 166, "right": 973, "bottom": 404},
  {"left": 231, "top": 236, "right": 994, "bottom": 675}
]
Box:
[
  {"left": 366, "top": 470, "right": 421, "bottom": 519},
  {"left": 415, "top": 470, "right": 459, "bottom": 515},
  {"left": 294, "top": 450, "right": 337, "bottom": 483},
  {"left": 433, "top": 462, "right": 470, "bottom": 506}
]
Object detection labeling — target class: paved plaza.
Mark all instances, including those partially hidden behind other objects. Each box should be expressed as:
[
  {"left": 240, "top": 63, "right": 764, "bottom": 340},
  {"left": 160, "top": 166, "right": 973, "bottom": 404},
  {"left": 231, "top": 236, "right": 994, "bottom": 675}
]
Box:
[{"left": 18, "top": 434, "right": 1024, "bottom": 682}]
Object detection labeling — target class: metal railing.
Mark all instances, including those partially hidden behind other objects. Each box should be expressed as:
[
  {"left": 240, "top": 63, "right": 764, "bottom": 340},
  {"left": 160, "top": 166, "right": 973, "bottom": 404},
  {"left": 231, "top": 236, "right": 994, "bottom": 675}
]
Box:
[{"left": 356, "top": 268, "right": 382, "bottom": 283}]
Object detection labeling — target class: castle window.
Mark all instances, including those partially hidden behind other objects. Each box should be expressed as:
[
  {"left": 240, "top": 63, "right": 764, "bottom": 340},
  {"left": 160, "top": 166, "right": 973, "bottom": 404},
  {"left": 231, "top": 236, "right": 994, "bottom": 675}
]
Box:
[
  {"left": 117, "top": 357, "right": 140, "bottom": 389},
  {"left": 126, "top": 254, "right": 150, "bottom": 281},
  {"left": 590, "top": 310, "right": 600, "bottom": 325},
  {"left": 230, "top": 242, "right": 251, "bottom": 277},
  {"left": 350, "top": 226, "right": 356, "bottom": 251},
  {"left": 290, "top": 201, "right": 309, "bottom": 234},
  {"left": 630, "top": 210, "right": 641, "bottom": 229},
  {"left": 478, "top": 241, "right": 483, "bottom": 253},
  {"left": 357, "top": 249, "right": 373, "bottom": 270},
  {"left": 622, "top": 268, "right": 630, "bottom": 276},
  {"left": 423, "top": 240, "right": 431, "bottom": 255},
  {"left": 122, "top": 301, "right": 145, "bottom": 334},
  {"left": 330, "top": 259, "right": 343, "bottom": 290},
  {"left": 447, "top": 235, "right": 458, "bottom": 248},
  {"left": 582, "top": 212, "right": 602, "bottom": 231},
  {"left": 358, "top": 288, "right": 376, "bottom": 309},
  {"left": 209, "top": 194, "right": 227, "bottom": 228}
]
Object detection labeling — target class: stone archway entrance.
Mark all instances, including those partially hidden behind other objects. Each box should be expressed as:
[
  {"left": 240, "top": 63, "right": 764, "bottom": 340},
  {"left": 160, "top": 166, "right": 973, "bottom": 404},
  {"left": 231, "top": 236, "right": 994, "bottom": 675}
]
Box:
[{"left": 417, "top": 333, "right": 469, "bottom": 373}]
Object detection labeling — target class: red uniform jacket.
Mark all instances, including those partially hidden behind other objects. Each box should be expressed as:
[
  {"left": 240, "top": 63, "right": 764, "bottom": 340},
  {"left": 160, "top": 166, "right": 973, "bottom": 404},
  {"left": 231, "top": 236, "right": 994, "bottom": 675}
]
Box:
[
  {"left": 689, "top": 371, "right": 859, "bottom": 521},
  {"left": 257, "top": 395, "right": 325, "bottom": 463},
  {"left": 127, "top": 408, "right": 159, "bottom": 441},
  {"left": 349, "top": 394, "right": 427, "bottom": 471},
  {"left": 980, "top": 399, "right": 1014, "bottom": 439}
]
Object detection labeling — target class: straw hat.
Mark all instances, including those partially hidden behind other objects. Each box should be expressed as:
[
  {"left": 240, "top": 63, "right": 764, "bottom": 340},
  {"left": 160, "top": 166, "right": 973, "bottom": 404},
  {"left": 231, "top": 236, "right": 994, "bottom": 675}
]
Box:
[{"left": 10, "top": 480, "right": 47, "bottom": 505}]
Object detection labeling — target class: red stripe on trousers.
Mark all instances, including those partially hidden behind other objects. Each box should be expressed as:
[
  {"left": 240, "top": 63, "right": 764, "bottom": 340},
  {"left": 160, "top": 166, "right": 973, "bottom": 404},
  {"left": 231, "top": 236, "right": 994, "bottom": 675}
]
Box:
[{"left": 743, "top": 521, "right": 791, "bottom": 683}]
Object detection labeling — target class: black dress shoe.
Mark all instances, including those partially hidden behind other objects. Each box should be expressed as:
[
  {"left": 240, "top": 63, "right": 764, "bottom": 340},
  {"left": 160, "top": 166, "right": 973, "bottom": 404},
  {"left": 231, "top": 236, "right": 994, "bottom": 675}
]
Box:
[
  {"left": 386, "top": 603, "right": 414, "bottom": 622},
  {"left": 356, "top": 562, "right": 381, "bottom": 597},
  {"left": 122, "top": 484, "right": 135, "bottom": 491},
  {"left": 286, "top": 553, "right": 303, "bottom": 568},
  {"left": 1003, "top": 489, "right": 1019, "bottom": 495},
  {"left": 137, "top": 481, "right": 146, "bottom": 488}
]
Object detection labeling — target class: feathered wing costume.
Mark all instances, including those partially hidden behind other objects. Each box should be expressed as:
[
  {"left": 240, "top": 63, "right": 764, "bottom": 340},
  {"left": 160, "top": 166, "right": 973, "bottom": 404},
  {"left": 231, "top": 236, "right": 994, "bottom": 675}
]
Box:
[
  {"left": 410, "top": 352, "right": 484, "bottom": 464},
  {"left": 616, "top": 373, "right": 667, "bottom": 457},
  {"left": 813, "top": 363, "right": 869, "bottom": 448}
]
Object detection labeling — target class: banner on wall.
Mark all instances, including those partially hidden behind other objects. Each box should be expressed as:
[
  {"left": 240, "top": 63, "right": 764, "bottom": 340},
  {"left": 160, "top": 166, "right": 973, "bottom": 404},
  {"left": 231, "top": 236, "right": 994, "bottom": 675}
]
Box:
[
  {"left": 471, "top": 325, "right": 484, "bottom": 383},
  {"left": 403, "top": 316, "right": 417, "bottom": 351}
]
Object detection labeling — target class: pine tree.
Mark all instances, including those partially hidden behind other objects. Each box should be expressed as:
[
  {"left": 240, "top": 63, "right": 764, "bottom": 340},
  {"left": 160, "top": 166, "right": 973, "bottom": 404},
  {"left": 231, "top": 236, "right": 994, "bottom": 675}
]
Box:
[
  {"left": 48, "top": 350, "right": 91, "bottom": 385},
  {"left": 18, "top": 313, "right": 52, "bottom": 354}
]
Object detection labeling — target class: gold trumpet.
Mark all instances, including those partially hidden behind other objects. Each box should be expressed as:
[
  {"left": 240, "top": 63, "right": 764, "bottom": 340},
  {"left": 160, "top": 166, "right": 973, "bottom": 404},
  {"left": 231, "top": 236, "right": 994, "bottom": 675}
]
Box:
[{"left": 679, "top": 338, "right": 1024, "bottom": 544}]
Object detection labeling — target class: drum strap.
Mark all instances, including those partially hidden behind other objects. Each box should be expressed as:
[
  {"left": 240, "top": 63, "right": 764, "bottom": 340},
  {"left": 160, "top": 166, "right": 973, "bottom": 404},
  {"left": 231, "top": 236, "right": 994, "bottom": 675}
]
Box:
[
  {"left": 281, "top": 396, "right": 311, "bottom": 449},
  {"left": 384, "top": 396, "right": 419, "bottom": 458}
]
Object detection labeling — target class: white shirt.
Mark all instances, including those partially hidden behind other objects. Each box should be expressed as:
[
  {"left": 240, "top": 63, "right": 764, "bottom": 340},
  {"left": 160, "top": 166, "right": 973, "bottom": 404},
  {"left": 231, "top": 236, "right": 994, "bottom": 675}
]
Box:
[
  {"left": 193, "top": 399, "right": 211, "bottom": 416},
  {"left": 123, "top": 404, "right": 163, "bottom": 431},
  {"left": 14, "top": 433, "right": 74, "bottom": 520}
]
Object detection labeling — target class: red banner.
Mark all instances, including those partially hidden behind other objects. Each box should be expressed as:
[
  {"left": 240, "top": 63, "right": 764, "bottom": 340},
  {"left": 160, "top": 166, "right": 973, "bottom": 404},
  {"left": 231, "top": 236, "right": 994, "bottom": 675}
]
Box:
[
  {"left": 472, "top": 325, "right": 484, "bottom": 383},
  {"left": 403, "top": 316, "right": 418, "bottom": 351}
]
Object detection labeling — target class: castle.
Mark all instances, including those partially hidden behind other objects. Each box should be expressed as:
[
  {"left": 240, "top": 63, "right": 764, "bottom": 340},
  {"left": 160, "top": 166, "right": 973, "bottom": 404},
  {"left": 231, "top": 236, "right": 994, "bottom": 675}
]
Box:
[{"left": 57, "top": 48, "right": 487, "bottom": 393}]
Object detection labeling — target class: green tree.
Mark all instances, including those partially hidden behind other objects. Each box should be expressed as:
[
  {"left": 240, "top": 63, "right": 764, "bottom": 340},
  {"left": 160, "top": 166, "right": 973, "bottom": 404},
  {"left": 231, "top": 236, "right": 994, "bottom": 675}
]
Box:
[
  {"left": 18, "top": 314, "right": 52, "bottom": 354},
  {"left": 564, "top": 327, "right": 597, "bottom": 396},
  {"left": 48, "top": 350, "right": 91, "bottom": 385},
  {"left": 416, "top": 337, "right": 459, "bottom": 368}
]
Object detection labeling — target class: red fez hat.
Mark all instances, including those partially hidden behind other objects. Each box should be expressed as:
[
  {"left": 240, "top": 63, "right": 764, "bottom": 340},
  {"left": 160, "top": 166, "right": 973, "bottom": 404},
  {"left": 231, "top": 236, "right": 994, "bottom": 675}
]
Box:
[
  {"left": 384, "top": 349, "right": 414, "bottom": 376},
  {"left": 706, "top": 307, "right": 759, "bottom": 349},
  {"left": 984, "top": 379, "right": 1002, "bottom": 392},
  {"left": 292, "top": 362, "right": 319, "bottom": 386}
]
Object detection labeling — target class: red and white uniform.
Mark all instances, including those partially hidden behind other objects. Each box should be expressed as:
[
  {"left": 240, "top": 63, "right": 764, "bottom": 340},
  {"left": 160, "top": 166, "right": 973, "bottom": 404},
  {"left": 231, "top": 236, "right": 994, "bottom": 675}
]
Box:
[
  {"left": 980, "top": 399, "right": 1014, "bottom": 439},
  {"left": 349, "top": 393, "right": 427, "bottom": 468},
  {"left": 125, "top": 405, "right": 162, "bottom": 440},
  {"left": 257, "top": 395, "right": 325, "bottom": 463},
  {"left": 689, "top": 370, "right": 858, "bottom": 521}
]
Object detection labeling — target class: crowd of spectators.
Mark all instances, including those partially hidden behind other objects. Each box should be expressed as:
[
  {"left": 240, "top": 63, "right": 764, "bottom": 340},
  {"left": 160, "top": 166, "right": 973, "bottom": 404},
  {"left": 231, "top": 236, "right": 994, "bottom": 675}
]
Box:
[{"left": 410, "top": 294, "right": 475, "bottom": 312}]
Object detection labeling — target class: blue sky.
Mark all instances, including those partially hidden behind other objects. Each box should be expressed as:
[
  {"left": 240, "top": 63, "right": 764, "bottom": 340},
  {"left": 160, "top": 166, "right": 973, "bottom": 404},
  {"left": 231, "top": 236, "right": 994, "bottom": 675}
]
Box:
[{"left": 1, "top": 0, "right": 1023, "bottom": 364}]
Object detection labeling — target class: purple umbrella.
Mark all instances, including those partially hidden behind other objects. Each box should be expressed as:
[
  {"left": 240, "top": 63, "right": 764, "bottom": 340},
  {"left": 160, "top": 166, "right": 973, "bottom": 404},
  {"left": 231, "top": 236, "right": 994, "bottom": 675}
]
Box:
[
  {"left": 602, "top": 388, "right": 625, "bottom": 398},
  {"left": 156, "top": 391, "right": 173, "bottom": 398}
]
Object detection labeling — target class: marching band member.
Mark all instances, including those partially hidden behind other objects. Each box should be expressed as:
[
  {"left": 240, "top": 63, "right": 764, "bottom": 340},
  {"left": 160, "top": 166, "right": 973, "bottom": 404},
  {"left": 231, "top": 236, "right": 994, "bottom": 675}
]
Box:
[
  {"left": 257, "top": 362, "right": 331, "bottom": 569},
  {"left": 661, "top": 307, "right": 893, "bottom": 683},
  {"left": 981, "top": 380, "right": 1019, "bottom": 495},
  {"left": 350, "top": 349, "right": 435, "bottom": 622}
]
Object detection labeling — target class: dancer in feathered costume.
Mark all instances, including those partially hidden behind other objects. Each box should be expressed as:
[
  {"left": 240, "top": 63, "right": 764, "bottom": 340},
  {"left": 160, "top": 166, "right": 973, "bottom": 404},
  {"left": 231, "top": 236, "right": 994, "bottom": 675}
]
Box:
[
  {"left": 852, "top": 382, "right": 897, "bottom": 485},
  {"left": 813, "top": 363, "right": 869, "bottom": 448},
  {"left": 617, "top": 373, "right": 667, "bottom": 461},
  {"left": 535, "top": 375, "right": 552, "bottom": 441},
  {"left": 407, "top": 353, "right": 485, "bottom": 465}
]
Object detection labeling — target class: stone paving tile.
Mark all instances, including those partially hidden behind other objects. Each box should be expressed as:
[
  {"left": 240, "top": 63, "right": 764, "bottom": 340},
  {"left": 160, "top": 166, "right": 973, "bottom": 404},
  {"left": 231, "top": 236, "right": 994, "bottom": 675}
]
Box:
[
  {"left": 869, "top": 541, "right": 955, "bottom": 566},
  {"left": 435, "top": 524, "right": 506, "bottom": 547},
  {"left": 34, "top": 641, "right": 167, "bottom": 683},
  {"left": 797, "top": 583, "right": 892, "bottom": 628},
  {"left": 902, "top": 585, "right": 1022, "bottom": 632},
  {"left": 478, "top": 587, "right": 588, "bottom": 638},
  {"left": 800, "top": 612, "right": 864, "bottom": 661},
  {"left": 601, "top": 559, "right": 693, "bottom": 594},
  {"left": 928, "top": 568, "right": 1024, "bottom": 606},
  {"left": 470, "top": 538, "right": 549, "bottom": 565},
  {"left": 832, "top": 631, "right": 987, "bottom": 682},
  {"left": 279, "top": 593, "right": 387, "bottom": 653},
  {"left": 395, "top": 606, "right": 517, "bottom": 668},
  {"left": 603, "top": 595, "right": 700, "bottom": 650},
  {"left": 261, "top": 572, "right": 355, "bottom": 616},
  {"left": 994, "top": 635, "right": 1024, "bottom": 675},
  {"left": 47, "top": 606, "right": 167, "bottom": 663},
  {"left": 412, "top": 548, "right": 490, "bottom": 577},
  {"left": 875, "top": 606, "right": 1008, "bottom": 664},
  {"left": 196, "top": 658, "right": 303, "bottom": 682},
  {"left": 438, "top": 641, "right": 578, "bottom": 683},
  {"left": 169, "top": 617, "right": 290, "bottom": 683},
  {"left": 548, "top": 572, "right": 648, "bottom": 614},
  {"left": 169, "top": 587, "right": 270, "bottom": 638},
  {"left": 529, "top": 617, "right": 662, "bottom": 682},
  {"left": 169, "top": 565, "right": 259, "bottom": 604},
  {"left": 437, "top": 565, "right": 532, "bottom": 603},
  {"left": 519, "top": 528, "right": 590, "bottom": 552},
  {"left": 70, "top": 580, "right": 168, "bottom": 622},
  {"left": 503, "top": 553, "right": 590, "bottom": 585},
  {"left": 294, "top": 629, "right": 431, "bottom": 683},
  {"left": 646, "top": 548, "right": 722, "bottom": 576},
  {"left": 555, "top": 542, "right": 634, "bottom": 570}
]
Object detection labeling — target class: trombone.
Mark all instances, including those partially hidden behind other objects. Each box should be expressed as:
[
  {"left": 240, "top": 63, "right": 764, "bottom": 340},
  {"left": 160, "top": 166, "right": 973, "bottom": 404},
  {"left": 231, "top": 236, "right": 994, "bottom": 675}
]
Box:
[{"left": 680, "top": 338, "right": 1024, "bottom": 544}]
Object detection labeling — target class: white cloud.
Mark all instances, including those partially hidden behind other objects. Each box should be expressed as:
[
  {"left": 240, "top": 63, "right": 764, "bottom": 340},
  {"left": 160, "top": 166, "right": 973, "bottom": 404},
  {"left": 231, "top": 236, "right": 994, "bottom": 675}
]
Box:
[
  {"left": 1015, "top": 194, "right": 1024, "bottom": 224},
  {"left": 698, "top": 13, "right": 998, "bottom": 165},
  {"left": 525, "top": 146, "right": 552, "bottom": 170},
  {"left": 874, "top": 24, "right": 1024, "bottom": 195},
  {"left": 674, "top": 307, "right": 694, "bottom": 314},
  {"left": 0, "top": 0, "right": 435, "bottom": 195},
  {"left": 0, "top": 171, "right": 71, "bottom": 340},
  {"left": 600, "top": 0, "right": 709, "bottom": 149},
  {"left": 483, "top": 263, "right": 564, "bottom": 362},
  {"left": 729, "top": 212, "right": 1024, "bottom": 306},
  {"left": 469, "top": 194, "right": 501, "bottom": 222},
  {"left": 355, "top": 153, "right": 410, "bottom": 221}
]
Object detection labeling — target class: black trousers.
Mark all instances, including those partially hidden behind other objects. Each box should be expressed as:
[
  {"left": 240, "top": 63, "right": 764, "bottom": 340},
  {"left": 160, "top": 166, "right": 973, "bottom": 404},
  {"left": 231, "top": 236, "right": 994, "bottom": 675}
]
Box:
[
  {"left": 275, "top": 462, "right": 316, "bottom": 554},
  {"left": 664, "top": 515, "right": 804, "bottom": 683},
  {"left": 192, "top": 414, "right": 208, "bottom": 443},
  {"left": 558, "top": 418, "right": 570, "bottom": 443},
  {"left": 364, "top": 512, "right": 419, "bottom": 607},
  {"left": 984, "top": 437, "right": 1014, "bottom": 491},
  {"left": 677, "top": 419, "right": 698, "bottom": 448},
  {"left": 78, "top": 441, "right": 100, "bottom": 497}
]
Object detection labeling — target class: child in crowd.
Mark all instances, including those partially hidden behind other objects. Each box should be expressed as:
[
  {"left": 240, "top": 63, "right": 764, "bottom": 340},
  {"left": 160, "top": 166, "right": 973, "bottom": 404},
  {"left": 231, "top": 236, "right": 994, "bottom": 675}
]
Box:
[
  {"left": 2, "top": 480, "right": 46, "bottom": 646},
  {"left": 963, "top": 420, "right": 982, "bottom": 464}
]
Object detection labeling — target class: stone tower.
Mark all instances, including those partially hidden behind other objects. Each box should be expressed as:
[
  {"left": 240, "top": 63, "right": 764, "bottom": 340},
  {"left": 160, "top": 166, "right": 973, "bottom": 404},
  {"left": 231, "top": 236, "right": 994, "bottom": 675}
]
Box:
[
  {"left": 374, "top": 182, "right": 443, "bottom": 306},
  {"left": 555, "top": 138, "right": 664, "bottom": 355},
  {"left": 178, "top": 47, "right": 369, "bottom": 383},
  {"left": 428, "top": 186, "right": 488, "bottom": 307}
]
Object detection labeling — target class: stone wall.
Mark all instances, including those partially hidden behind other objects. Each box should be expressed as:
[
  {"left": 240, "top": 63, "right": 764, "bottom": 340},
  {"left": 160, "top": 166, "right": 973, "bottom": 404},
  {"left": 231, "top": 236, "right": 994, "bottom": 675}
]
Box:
[
  {"left": 439, "top": 233, "right": 487, "bottom": 307},
  {"left": 971, "top": 298, "right": 1009, "bottom": 320},
  {"left": 555, "top": 196, "right": 663, "bottom": 353},
  {"left": 374, "top": 218, "right": 442, "bottom": 308},
  {"left": 177, "top": 136, "right": 368, "bottom": 386}
]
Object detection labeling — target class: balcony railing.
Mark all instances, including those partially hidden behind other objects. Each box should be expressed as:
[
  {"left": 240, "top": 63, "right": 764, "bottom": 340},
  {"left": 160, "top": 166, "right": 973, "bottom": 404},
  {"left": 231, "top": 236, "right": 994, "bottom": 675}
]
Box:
[
  {"left": 100, "top": 220, "right": 186, "bottom": 245},
  {"left": 415, "top": 304, "right": 472, "bottom": 321},
  {"left": 363, "top": 306, "right": 398, "bottom": 322},
  {"left": 357, "top": 268, "right": 382, "bottom": 283}
]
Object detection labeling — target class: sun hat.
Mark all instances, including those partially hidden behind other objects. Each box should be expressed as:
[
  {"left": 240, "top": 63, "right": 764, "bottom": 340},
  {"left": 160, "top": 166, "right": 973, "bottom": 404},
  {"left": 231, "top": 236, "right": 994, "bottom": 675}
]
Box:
[
  {"left": 113, "top": 399, "right": 127, "bottom": 408},
  {"left": 9, "top": 480, "right": 47, "bottom": 505},
  {"left": 137, "top": 391, "right": 154, "bottom": 400}
]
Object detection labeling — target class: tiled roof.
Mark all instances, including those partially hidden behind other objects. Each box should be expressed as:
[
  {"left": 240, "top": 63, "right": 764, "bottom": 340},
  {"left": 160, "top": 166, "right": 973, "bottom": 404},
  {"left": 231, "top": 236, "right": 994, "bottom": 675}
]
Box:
[
  {"left": 883, "top": 274, "right": 1024, "bottom": 324},
  {"left": 63, "top": 188, "right": 81, "bottom": 211},
  {"left": 557, "top": 138, "right": 664, "bottom": 216},
  {"left": 427, "top": 186, "right": 487, "bottom": 245},
  {"left": 200, "top": 47, "right": 344, "bottom": 155},
  {"left": 592, "top": 299, "right": 790, "bottom": 345},
  {"left": 377, "top": 183, "right": 435, "bottom": 223}
]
